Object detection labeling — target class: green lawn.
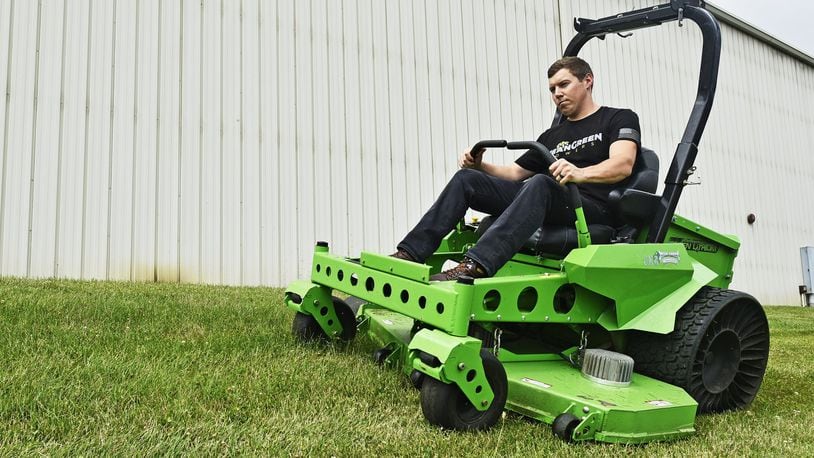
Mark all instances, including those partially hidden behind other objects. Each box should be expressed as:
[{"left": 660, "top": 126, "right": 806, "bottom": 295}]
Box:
[{"left": 0, "top": 278, "right": 812, "bottom": 456}]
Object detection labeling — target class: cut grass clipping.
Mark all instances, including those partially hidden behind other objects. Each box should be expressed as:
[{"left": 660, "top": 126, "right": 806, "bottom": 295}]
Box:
[{"left": 0, "top": 278, "right": 812, "bottom": 456}]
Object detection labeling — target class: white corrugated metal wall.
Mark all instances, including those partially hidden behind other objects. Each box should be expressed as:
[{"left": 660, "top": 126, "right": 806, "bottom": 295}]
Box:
[{"left": 0, "top": 0, "right": 811, "bottom": 304}]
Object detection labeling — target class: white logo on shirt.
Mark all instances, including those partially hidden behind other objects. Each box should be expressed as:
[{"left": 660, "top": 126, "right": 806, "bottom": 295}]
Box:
[{"left": 553, "top": 133, "right": 603, "bottom": 157}]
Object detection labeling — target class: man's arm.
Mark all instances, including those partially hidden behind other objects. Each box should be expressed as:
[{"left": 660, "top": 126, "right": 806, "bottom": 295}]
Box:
[
  {"left": 459, "top": 146, "right": 535, "bottom": 182},
  {"left": 549, "top": 139, "right": 637, "bottom": 185}
]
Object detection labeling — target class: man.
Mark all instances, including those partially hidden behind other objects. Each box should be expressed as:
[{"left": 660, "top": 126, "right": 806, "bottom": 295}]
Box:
[{"left": 393, "top": 57, "right": 641, "bottom": 281}]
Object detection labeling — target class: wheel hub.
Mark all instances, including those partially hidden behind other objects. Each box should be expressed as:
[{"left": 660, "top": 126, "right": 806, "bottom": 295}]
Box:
[{"left": 701, "top": 328, "right": 741, "bottom": 393}]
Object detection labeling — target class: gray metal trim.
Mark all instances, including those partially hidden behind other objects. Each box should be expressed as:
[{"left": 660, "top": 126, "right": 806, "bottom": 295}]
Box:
[{"left": 706, "top": 2, "right": 814, "bottom": 67}]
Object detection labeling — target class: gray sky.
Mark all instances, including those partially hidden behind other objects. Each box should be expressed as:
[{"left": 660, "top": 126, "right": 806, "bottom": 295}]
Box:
[{"left": 709, "top": 0, "right": 814, "bottom": 57}]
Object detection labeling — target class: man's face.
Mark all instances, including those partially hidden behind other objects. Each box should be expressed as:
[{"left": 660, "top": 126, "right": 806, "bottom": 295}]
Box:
[{"left": 548, "top": 68, "right": 593, "bottom": 118}]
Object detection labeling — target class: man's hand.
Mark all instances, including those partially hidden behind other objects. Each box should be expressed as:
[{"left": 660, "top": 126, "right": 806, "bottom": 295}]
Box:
[
  {"left": 458, "top": 146, "right": 485, "bottom": 169},
  {"left": 549, "top": 158, "right": 586, "bottom": 185}
]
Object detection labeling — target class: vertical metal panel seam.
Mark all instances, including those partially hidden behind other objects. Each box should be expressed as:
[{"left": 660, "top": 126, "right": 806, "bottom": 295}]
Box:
[
  {"left": 0, "top": 0, "right": 15, "bottom": 274},
  {"left": 491, "top": 1, "right": 505, "bottom": 139},
  {"left": 356, "top": 0, "right": 367, "bottom": 248},
  {"left": 275, "top": 0, "right": 281, "bottom": 284},
  {"left": 218, "top": 0, "right": 224, "bottom": 284},
  {"left": 340, "top": 0, "right": 350, "bottom": 257},
  {"left": 239, "top": 0, "right": 244, "bottom": 284},
  {"left": 256, "top": 0, "right": 263, "bottom": 283},
  {"left": 129, "top": 0, "right": 141, "bottom": 281},
  {"left": 424, "top": 0, "right": 436, "bottom": 200},
  {"left": 480, "top": 0, "right": 493, "bottom": 135},
  {"left": 176, "top": 0, "right": 183, "bottom": 282},
  {"left": 105, "top": 0, "right": 118, "bottom": 280},
  {"left": 25, "top": 0, "right": 43, "bottom": 277},
  {"left": 53, "top": 0, "right": 68, "bottom": 276},
  {"left": 555, "top": 0, "right": 564, "bottom": 55},
  {"left": 309, "top": 0, "right": 318, "bottom": 254},
  {"left": 80, "top": 0, "right": 94, "bottom": 279},
  {"left": 456, "top": 0, "right": 470, "bottom": 142},
  {"left": 153, "top": 0, "right": 162, "bottom": 282},
  {"left": 381, "top": 1, "right": 392, "bottom": 246},
  {"left": 197, "top": 0, "right": 203, "bottom": 283},
  {"left": 325, "top": 0, "right": 334, "bottom": 248}
]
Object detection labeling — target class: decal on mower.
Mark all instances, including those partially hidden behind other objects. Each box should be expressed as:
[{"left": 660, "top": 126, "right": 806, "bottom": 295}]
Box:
[
  {"left": 646, "top": 400, "right": 673, "bottom": 407},
  {"left": 668, "top": 237, "right": 720, "bottom": 253},
  {"left": 521, "top": 377, "right": 551, "bottom": 389},
  {"left": 644, "top": 251, "right": 681, "bottom": 266}
]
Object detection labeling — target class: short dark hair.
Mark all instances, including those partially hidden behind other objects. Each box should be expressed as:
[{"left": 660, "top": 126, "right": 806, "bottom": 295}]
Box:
[{"left": 547, "top": 56, "right": 593, "bottom": 81}]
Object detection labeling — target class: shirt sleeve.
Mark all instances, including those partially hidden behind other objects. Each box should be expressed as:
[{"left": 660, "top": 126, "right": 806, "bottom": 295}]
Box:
[
  {"left": 514, "top": 130, "right": 550, "bottom": 173},
  {"left": 608, "top": 109, "right": 641, "bottom": 146}
]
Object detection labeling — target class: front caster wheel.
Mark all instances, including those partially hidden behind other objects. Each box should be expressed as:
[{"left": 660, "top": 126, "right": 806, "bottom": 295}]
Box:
[
  {"left": 552, "top": 413, "right": 581, "bottom": 442},
  {"left": 291, "top": 296, "right": 357, "bottom": 343},
  {"left": 419, "top": 349, "right": 507, "bottom": 431}
]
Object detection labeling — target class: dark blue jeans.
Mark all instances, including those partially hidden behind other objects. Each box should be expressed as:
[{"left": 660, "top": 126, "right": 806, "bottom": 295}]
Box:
[{"left": 398, "top": 168, "right": 612, "bottom": 275}]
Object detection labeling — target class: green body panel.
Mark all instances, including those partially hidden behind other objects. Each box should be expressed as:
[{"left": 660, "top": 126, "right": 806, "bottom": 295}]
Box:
[
  {"left": 563, "top": 243, "right": 718, "bottom": 334},
  {"left": 664, "top": 214, "right": 740, "bottom": 289},
  {"left": 283, "top": 280, "right": 346, "bottom": 338},
  {"left": 467, "top": 272, "right": 611, "bottom": 325},
  {"left": 408, "top": 329, "right": 495, "bottom": 411},
  {"left": 504, "top": 360, "right": 697, "bottom": 443},
  {"left": 309, "top": 252, "right": 470, "bottom": 336}
]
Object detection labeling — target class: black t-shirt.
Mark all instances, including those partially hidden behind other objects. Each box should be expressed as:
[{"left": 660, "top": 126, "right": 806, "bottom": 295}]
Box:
[{"left": 515, "top": 107, "right": 641, "bottom": 205}]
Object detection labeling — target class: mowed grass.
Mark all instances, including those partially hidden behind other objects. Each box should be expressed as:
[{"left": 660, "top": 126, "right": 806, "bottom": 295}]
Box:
[{"left": 0, "top": 278, "right": 812, "bottom": 456}]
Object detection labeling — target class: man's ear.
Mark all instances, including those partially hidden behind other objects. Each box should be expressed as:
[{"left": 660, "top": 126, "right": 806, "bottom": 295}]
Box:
[{"left": 583, "top": 73, "right": 594, "bottom": 92}]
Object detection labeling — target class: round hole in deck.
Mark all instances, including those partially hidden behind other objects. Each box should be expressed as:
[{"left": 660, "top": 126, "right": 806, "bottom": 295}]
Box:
[
  {"left": 326, "top": 266, "right": 332, "bottom": 277},
  {"left": 337, "top": 270, "right": 344, "bottom": 281},
  {"left": 316, "top": 264, "right": 321, "bottom": 273},
  {"left": 320, "top": 307, "right": 328, "bottom": 316},
  {"left": 553, "top": 284, "right": 576, "bottom": 314},
  {"left": 383, "top": 283, "right": 392, "bottom": 297},
  {"left": 400, "top": 290, "right": 409, "bottom": 304},
  {"left": 328, "top": 319, "right": 334, "bottom": 326},
  {"left": 436, "top": 302, "right": 445, "bottom": 314},
  {"left": 466, "top": 369, "right": 476, "bottom": 382},
  {"left": 475, "top": 385, "right": 482, "bottom": 394},
  {"left": 350, "top": 273, "right": 359, "bottom": 286},
  {"left": 517, "top": 287, "right": 538, "bottom": 313},
  {"left": 483, "top": 290, "right": 501, "bottom": 312},
  {"left": 418, "top": 296, "right": 427, "bottom": 309},
  {"left": 365, "top": 277, "right": 375, "bottom": 292}
]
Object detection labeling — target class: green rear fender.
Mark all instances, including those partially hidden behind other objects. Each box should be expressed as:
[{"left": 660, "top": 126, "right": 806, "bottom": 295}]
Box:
[{"left": 564, "top": 243, "right": 717, "bottom": 334}]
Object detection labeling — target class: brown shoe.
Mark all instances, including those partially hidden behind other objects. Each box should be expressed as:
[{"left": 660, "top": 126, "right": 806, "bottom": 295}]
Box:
[
  {"left": 430, "top": 257, "right": 488, "bottom": 281},
  {"left": 390, "top": 248, "right": 418, "bottom": 263}
]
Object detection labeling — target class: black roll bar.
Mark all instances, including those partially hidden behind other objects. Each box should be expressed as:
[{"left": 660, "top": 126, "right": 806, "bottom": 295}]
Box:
[{"left": 553, "top": 0, "right": 721, "bottom": 243}]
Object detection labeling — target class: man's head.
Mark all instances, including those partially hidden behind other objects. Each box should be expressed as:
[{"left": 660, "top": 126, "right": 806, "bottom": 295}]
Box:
[{"left": 547, "top": 57, "right": 595, "bottom": 120}]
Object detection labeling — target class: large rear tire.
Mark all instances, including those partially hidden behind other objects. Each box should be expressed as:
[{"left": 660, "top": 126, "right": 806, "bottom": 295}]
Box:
[{"left": 627, "top": 287, "right": 770, "bottom": 413}]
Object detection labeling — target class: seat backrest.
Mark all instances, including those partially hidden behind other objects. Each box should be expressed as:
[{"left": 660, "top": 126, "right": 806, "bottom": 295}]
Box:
[
  {"left": 608, "top": 147, "right": 660, "bottom": 228},
  {"left": 619, "top": 147, "right": 659, "bottom": 194}
]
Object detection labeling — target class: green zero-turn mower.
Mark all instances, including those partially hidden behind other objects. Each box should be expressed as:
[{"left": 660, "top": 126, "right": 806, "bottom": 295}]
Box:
[{"left": 284, "top": 0, "right": 770, "bottom": 443}]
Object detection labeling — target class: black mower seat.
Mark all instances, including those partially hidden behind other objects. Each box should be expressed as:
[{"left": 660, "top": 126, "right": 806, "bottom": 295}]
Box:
[{"left": 476, "top": 148, "right": 660, "bottom": 257}]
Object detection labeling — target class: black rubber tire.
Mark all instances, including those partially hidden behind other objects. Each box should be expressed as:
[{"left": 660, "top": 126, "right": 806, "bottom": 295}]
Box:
[
  {"left": 419, "top": 349, "right": 507, "bottom": 431},
  {"left": 291, "top": 296, "right": 357, "bottom": 343},
  {"left": 343, "top": 295, "right": 367, "bottom": 315},
  {"left": 372, "top": 348, "right": 393, "bottom": 365},
  {"left": 552, "top": 413, "right": 581, "bottom": 442},
  {"left": 626, "top": 286, "right": 770, "bottom": 413},
  {"left": 409, "top": 370, "right": 425, "bottom": 390}
]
